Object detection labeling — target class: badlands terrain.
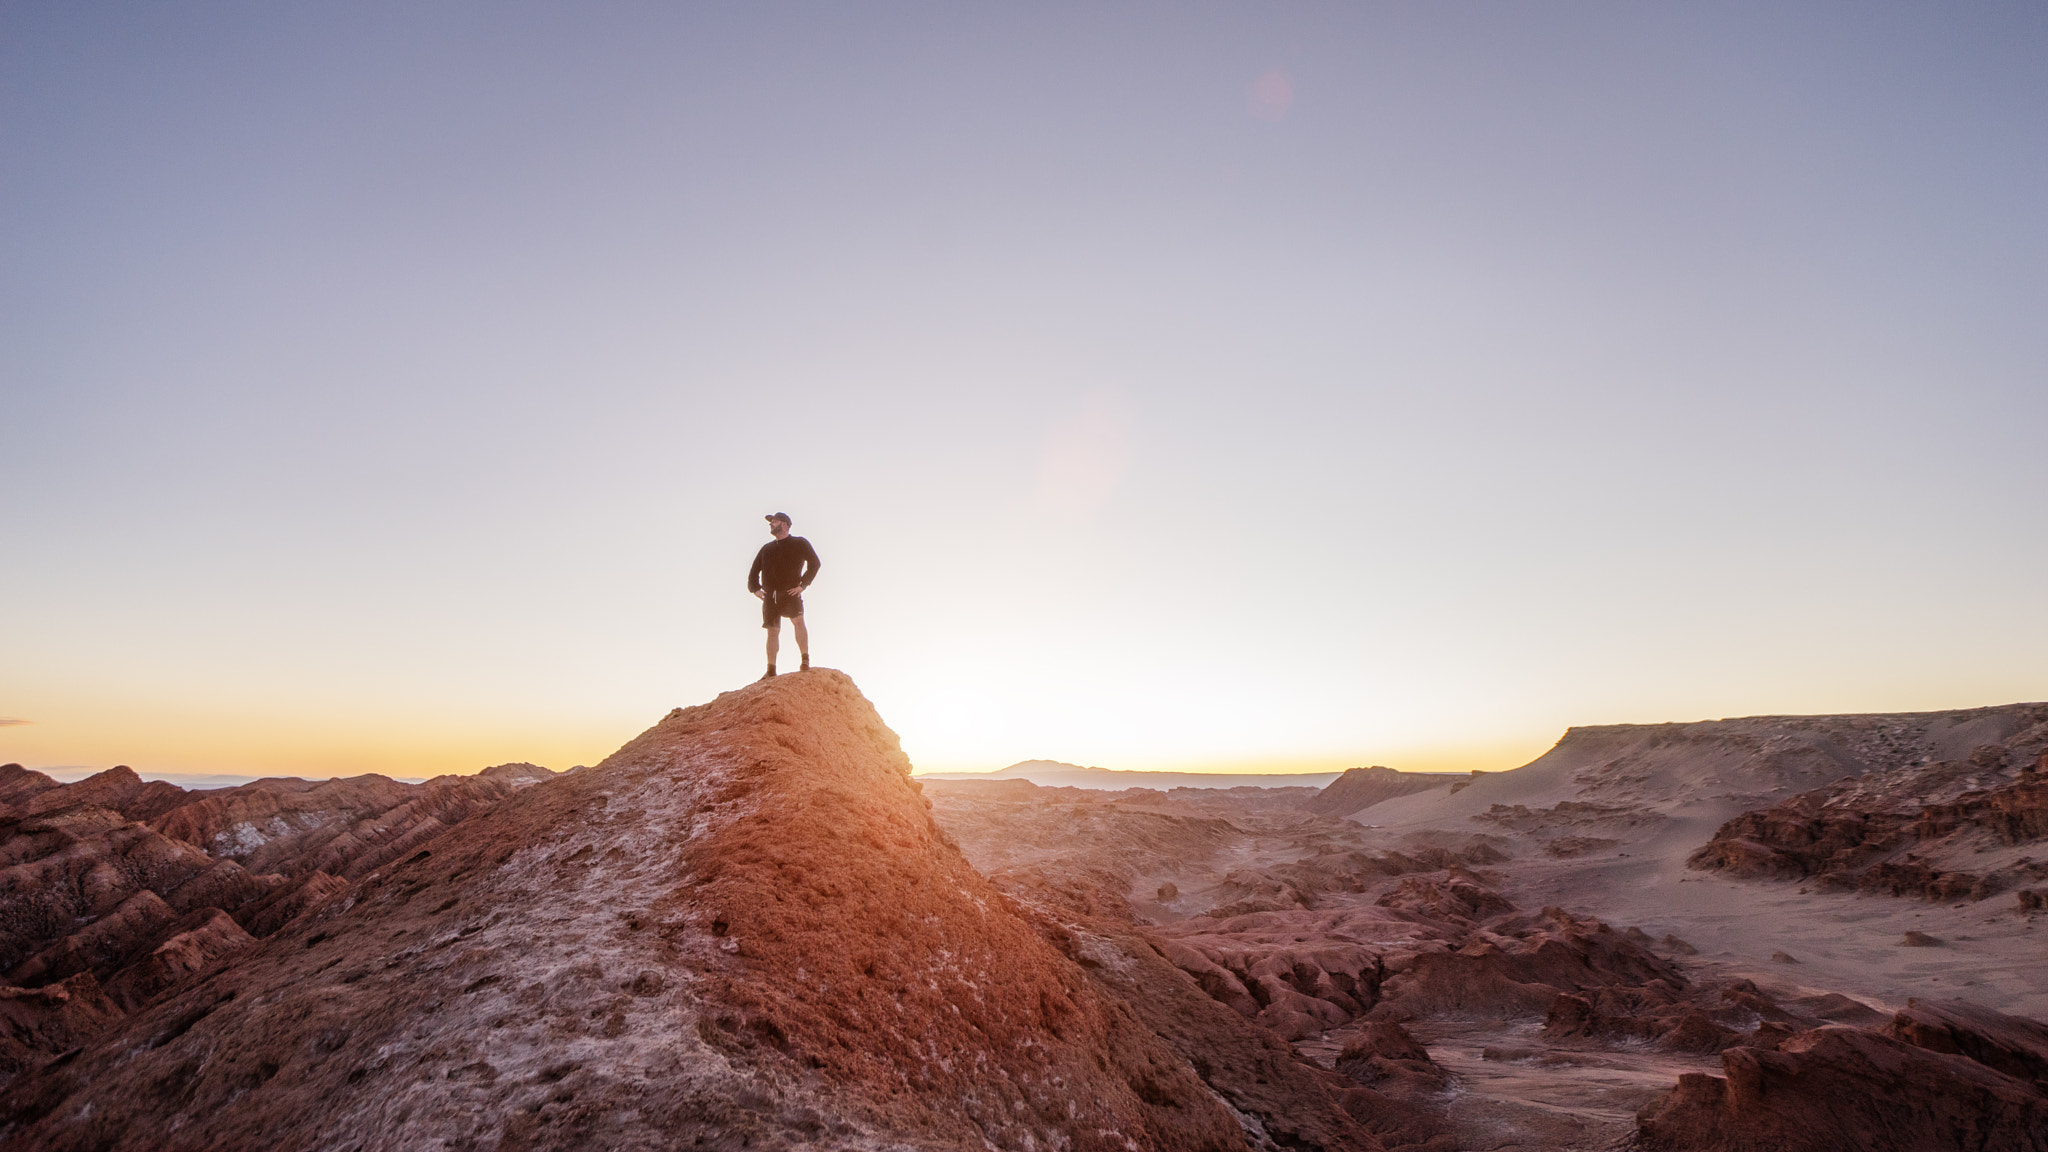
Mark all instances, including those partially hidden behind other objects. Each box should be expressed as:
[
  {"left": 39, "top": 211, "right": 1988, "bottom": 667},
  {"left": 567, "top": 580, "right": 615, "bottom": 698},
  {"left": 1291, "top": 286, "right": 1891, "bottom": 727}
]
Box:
[{"left": 2, "top": 675, "right": 2045, "bottom": 1150}]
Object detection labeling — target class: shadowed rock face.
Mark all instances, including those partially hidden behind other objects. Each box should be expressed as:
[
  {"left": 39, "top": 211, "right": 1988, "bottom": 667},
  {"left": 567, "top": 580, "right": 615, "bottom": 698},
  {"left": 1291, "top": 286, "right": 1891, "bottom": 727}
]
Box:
[
  {"left": 1021, "top": 914, "right": 1391, "bottom": 1152},
  {"left": 0, "top": 975, "right": 121, "bottom": 1081},
  {"left": 0, "top": 674, "right": 1302, "bottom": 1152},
  {"left": 1886, "top": 998, "right": 2048, "bottom": 1092},
  {"left": 1148, "top": 898, "right": 1703, "bottom": 1044},
  {"left": 1635, "top": 1022, "right": 2048, "bottom": 1152}
]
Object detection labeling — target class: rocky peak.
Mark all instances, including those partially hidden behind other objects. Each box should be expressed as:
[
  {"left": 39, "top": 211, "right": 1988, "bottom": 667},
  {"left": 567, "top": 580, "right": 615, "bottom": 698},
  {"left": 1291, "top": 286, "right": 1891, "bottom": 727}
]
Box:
[{"left": 0, "top": 671, "right": 1259, "bottom": 1151}]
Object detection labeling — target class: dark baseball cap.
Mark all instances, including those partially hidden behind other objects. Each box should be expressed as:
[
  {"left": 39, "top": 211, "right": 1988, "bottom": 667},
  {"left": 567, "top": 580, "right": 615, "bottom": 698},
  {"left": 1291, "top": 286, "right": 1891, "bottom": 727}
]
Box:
[{"left": 765, "top": 512, "right": 792, "bottom": 524}]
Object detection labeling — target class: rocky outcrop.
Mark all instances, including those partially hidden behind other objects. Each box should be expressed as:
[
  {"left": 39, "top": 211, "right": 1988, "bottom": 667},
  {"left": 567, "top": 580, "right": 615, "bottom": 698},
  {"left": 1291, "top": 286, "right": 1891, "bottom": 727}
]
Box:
[
  {"left": 922, "top": 778, "right": 1246, "bottom": 922},
  {"left": 98, "top": 909, "right": 256, "bottom": 1012},
  {"left": 1330, "top": 1023, "right": 1456, "bottom": 1152},
  {"left": 1370, "top": 905, "right": 1688, "bottom": 1021},
  {"left": 1185, "top": 845, "right": 1512, "bottom": 922},
  {"left": 148, "top": 761, "right": 557, "bottom": 877},
  {"left": 1690, "top": 740, "right": 2048, "bottom": 901},
  {"left": 0, "top": 673, "right": 1359, "bottom": 1152},
  {"left": 1886, "top": 998, "right": 2048, "bottom": 1091},
  {"left": 1628, "top": 997, "right": 2048, "bottom": 1150},
  {"left": 1634, "top": 1025, "right": 2048, "bottom": 1152},
  {"left": 1304, "top": 767, "right": 1462, "bottom": 819},
  {"left": 1143, "top": 893, "right": 1692, "bottom": 1041},
  {"left": 1494, "top": 703, "right": 2048, "bottom": 810},
  {"left": 1151, "top": 908, "right": 1402, "bottom": 1038},
  {"left": 1544, "top": 990, "right": 1741, "bottom": 1053},
  {"left": 1537, "top": 973, "right": 1894, "bottom": 1056},
  {"left": 1374, "top": 872, "right": 1515, "bottom": 922},
  {"left": 5, "top": 766, "right": 188, "bottom": 824},
  {"left": 927, "top": 774, "right": 1510, "bottom": 927},
  {"left": 644, "top": 676, "right": 1247, "bottom": 1151},
  {"left": 0, "top": 768, "right": 57, "bottom": 814},
  {"left": 1, "top": 828, "right": 215, "bottom": 982},
  {"left": 1472, "top": 799, "right": 1663, "bottom": 840},
  {"left": 1335, "top": 1022, "right": 1448, "bottom": 1096},
  {"left": 1025, "top": 914, "right": 1395, "bottom": 1152},
  {"left": 0, "top": 975, "right": 120, "bottom": 1081}
]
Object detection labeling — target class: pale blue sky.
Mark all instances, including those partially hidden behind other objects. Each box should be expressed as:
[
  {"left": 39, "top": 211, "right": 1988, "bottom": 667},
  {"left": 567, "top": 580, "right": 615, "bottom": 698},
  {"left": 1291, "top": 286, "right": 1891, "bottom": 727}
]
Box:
[{"left": 4, "top": 2, "right": 2045, "bottom": 777}]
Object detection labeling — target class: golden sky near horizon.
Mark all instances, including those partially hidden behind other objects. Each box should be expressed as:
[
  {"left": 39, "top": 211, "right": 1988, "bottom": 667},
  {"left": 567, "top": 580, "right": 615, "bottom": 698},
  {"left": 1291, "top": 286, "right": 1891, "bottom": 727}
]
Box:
[{"left": 5, "top": 5, "right": 2046, "bottom": 781}]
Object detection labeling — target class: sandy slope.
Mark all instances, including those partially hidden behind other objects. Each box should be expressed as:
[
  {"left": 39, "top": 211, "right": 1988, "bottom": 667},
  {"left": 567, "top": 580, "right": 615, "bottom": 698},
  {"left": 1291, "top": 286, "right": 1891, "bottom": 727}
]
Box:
[
  {"left": 923, "top": 704, "right": 2048, "bottom": 1150},
  {"left": 1350, "top": 705, "right": 2048, "bottom": 1018}
]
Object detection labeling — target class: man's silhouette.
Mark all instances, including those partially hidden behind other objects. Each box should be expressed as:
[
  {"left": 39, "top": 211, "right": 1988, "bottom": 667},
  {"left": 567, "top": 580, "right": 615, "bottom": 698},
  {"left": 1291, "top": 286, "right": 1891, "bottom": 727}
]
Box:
[{"left": 748, "top": 512, "right": 820, "bottom": 679}]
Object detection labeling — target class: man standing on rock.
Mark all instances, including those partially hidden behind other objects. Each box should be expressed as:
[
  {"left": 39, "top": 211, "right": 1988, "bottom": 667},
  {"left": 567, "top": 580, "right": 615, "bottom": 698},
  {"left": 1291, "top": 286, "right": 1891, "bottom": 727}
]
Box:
[{"left": 748, "top": 512, "right": 820, "bottom": 680}]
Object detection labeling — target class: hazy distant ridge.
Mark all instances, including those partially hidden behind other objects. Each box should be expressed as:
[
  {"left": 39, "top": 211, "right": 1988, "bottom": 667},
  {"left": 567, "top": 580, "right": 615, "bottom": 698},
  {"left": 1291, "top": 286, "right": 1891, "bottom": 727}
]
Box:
[{"left": 917, "top": 759, "right": 1343, "bottom": 791}]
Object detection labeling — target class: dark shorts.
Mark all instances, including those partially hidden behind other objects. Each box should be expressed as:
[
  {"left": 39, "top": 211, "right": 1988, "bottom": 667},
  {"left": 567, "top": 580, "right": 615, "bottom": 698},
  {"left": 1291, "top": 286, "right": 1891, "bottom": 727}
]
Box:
[{"left": 761, "top": 589, "right": 804, "bottom": 627}]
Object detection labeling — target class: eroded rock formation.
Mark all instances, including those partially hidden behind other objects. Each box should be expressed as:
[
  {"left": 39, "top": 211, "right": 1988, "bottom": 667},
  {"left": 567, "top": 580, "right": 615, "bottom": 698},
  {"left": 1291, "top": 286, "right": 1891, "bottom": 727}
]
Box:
[
  {"left": 1689, "top": 719, "right": 2048, "bottom": 901},
  {"left": 0, "top": 760, "right": 556, "bottom": 1085},
  {"left": 0, "top": 675, "right": 1403, "bottom": 1152},
  {"left": 1635, "top": 1005, "right": 2048, "bottom": 1152},
  {"left": 925, "top": 705, "right": 2048, "bottom": 1152},
  {"left": 8, "top": 692, "right": 2048, "bottom": 1150}
]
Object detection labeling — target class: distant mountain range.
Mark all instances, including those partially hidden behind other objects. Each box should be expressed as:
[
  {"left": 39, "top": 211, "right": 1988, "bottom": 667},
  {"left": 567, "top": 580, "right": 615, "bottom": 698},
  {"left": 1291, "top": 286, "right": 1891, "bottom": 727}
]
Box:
[{"left": 915, "top": 758, "right": 1344, "bottom": 791}]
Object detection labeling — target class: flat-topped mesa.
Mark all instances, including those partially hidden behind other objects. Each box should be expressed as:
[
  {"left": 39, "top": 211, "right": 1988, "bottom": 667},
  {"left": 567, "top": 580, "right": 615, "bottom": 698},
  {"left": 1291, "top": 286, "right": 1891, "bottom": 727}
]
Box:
[
  {"left": 0, "top": 671, "right": 1263, "bottom": 1152},
  {"left": 1405, "top": 702, "right": 2048, "bottom": 816}
]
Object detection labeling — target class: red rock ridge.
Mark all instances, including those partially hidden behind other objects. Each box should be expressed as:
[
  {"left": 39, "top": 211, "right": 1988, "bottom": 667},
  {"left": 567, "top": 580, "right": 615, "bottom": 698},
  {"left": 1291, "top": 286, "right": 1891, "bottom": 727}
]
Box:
[
  {"left": 0, "top": 760, "right": 560, "bottom": 1082},
  {"left": 1689, "top": 743, "right": 2048, "bottom": 902},
  {"left": 1634, "top": 1013, "right": 2048, "bottom": 1152},
  {"left": 0, "top": 672, "right": 1289, "bottom": 1152}
]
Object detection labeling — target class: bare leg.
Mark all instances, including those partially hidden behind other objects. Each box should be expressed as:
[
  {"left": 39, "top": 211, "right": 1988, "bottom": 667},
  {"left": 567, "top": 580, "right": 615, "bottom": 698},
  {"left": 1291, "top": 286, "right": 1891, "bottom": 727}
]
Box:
[
  {"left": 765, "top": 620, "right": 780, "bottom": 666},
  {"left": 792, "top": 616, "right": 809, "bottom": 662}
]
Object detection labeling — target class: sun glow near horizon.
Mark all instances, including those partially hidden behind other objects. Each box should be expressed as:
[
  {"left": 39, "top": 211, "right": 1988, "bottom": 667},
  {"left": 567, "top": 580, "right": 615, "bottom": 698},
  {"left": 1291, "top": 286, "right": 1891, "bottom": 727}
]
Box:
[{"left": 4, "top": 5, "right": 2046, "bottom": 782}]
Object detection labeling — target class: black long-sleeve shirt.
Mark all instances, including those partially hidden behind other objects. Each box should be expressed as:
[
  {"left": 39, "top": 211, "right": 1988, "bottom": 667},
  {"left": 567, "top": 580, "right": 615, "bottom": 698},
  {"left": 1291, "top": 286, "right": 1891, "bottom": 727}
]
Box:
[{"left": 748, "top": 536, "right": 821, "bottom": 594}]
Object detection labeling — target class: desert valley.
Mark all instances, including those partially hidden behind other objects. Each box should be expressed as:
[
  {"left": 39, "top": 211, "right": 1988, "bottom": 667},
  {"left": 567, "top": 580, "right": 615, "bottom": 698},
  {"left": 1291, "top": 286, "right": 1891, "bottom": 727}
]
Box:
[
  {"left": 2, "top": 671, "right": 2044, "bottom": 1151},
  {"left": 10, "top": 4, "right": 2046, "bottom": 1149}
]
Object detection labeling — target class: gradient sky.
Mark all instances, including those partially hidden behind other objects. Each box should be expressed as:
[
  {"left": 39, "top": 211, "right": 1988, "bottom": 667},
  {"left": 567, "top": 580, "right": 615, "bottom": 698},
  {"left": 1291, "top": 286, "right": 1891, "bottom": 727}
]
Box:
[{"left": 5, "top": 3, "right": 2046, "bottom": 780}]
